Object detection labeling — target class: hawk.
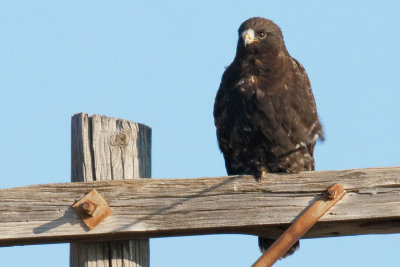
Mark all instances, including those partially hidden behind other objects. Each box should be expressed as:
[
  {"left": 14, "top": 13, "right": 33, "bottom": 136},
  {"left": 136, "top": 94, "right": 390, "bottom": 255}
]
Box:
[{"left": 213, "top": 17, "right": 323, "bottom": 255}]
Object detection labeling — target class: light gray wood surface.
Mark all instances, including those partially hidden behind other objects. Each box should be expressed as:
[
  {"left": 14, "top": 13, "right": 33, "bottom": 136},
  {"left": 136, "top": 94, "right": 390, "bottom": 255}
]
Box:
[
  {"left": 1, "top": 166, "right": 400, "bottom": 247},
  {"left": 70, "top": 113, "right": 151, "bottom": 267}
]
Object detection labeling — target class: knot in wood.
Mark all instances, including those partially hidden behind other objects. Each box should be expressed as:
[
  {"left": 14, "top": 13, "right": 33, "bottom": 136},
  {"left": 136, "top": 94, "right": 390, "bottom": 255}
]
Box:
[{"left": 111, "top": 132, "right": 129, "bottom": 147}]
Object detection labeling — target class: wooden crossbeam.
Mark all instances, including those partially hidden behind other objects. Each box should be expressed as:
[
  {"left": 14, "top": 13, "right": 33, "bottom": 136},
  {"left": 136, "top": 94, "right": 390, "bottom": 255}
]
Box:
[{"left": 1, "top": 166, "right": 400, "bottom": 247}]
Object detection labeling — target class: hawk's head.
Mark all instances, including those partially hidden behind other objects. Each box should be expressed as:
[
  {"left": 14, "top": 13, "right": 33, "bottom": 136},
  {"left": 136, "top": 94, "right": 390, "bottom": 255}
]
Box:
[{"left": 236, "top": 17, "right": 287, "bottom": 56}]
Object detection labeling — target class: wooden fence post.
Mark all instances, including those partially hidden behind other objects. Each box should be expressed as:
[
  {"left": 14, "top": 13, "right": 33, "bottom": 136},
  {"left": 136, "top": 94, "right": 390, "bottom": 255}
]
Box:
[{"left": 70, "top": 113, "right": 151, "bottom": 267}]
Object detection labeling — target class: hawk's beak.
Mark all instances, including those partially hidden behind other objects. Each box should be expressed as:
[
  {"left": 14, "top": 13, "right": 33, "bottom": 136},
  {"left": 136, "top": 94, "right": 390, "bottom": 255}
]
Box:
[{"left": 242, "top": 29, "right": 258, "bottom": 47}]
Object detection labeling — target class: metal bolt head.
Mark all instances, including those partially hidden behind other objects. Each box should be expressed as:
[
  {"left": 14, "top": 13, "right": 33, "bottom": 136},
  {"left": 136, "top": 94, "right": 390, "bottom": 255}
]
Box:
[
  {"left": 72, "top": 189, "right": 112, "bottom": 230},
  {"left": 82, "top": 200, "right": 97, "bottom": 216},
  {"left": 326, "top": 189, "right": 337, "bottom": 200}
]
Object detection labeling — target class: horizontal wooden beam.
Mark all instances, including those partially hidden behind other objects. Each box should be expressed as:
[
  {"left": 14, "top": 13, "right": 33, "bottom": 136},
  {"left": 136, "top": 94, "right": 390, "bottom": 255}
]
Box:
[{"left": 1, "top": 166, "right": 400, "bottom": 247}]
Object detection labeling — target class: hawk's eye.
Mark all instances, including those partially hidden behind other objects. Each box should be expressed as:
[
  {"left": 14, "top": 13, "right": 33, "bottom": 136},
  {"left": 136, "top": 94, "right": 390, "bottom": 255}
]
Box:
[{"left": 256, "top": 31, "right": 266, "bottom": 39}]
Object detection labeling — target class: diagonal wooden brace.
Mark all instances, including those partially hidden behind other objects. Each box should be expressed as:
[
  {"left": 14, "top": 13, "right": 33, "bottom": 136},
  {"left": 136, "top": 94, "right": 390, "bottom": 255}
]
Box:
[{"left": 252, "top": 183, "right": 346, "bottom": 267}]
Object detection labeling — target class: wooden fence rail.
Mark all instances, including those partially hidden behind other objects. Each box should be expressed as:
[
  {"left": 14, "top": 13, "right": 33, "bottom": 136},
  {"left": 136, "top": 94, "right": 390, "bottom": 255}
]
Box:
[{"left": 1, "top": 166, "right": 400, "bottom": 247}]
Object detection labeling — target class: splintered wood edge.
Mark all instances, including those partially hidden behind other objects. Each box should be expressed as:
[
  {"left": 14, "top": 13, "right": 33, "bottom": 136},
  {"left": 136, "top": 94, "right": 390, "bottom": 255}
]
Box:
[{"left": 72, "top": 189, "right": 112, "bottom": 230}]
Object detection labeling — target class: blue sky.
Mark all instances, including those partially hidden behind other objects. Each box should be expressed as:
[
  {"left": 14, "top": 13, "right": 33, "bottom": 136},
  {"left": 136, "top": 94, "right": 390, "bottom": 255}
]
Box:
[{"left": 1, "top": 1, "right": 400, "bottom": 266}]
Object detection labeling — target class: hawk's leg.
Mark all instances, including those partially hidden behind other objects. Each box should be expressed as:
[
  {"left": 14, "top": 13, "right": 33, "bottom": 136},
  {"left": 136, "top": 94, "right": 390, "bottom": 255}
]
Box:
[{"left": 256, "top": 167, "right": 267, "bottom": 181}]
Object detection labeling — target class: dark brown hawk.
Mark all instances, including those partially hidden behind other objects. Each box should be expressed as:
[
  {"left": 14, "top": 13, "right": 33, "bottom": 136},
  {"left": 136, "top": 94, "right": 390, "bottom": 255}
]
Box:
[{"left": 213, "top": 17, "right": 323, "bottom": 255}]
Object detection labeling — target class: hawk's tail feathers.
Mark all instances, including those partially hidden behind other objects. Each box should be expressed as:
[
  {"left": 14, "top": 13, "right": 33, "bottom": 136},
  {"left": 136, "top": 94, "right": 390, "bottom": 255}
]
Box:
[{"left": 258, "top": 237, "right": 300, "bottom": 258}]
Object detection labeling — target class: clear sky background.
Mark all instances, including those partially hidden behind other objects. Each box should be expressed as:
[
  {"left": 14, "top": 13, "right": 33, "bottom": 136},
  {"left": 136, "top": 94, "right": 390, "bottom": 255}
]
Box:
[{"left": 1, "top": 1, "right": 400, "bottom": 266}]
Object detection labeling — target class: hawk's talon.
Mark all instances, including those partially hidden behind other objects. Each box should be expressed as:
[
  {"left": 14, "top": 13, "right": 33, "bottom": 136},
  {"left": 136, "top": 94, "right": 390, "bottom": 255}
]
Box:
[{"left": 256, "top": 168, "right": 267, "bottom": 181}]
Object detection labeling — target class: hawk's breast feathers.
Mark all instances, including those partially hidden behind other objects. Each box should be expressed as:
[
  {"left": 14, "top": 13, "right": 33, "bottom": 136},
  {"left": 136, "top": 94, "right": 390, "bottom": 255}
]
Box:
[{"left": 214, "top": 17, "right": 323, "bottom": 178}]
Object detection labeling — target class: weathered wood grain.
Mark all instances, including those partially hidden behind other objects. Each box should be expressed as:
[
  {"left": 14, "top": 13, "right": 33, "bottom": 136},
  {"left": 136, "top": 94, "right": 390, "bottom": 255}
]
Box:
[
  {"left": 1, "top": 166, "right": 400, "bottom": 247},
  {"left": 70, "top": 113, "right": 151, "bottom": 267}
]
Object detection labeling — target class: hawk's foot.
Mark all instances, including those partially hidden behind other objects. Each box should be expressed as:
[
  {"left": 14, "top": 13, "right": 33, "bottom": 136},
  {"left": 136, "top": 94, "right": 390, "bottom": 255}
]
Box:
[{"left": 255, "top": 167, "right": 267, "bottom": 181}]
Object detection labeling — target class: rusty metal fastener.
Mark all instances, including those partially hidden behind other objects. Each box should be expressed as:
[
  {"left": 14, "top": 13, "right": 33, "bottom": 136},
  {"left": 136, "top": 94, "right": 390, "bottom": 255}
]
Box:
[
  {"left": 252, "top": 183, "right": 346, "bottom": 267},
  {"left": 326, "top": 188, "right": 337, "bottom": 200},
  {"left": 72, "top": 189, "right": 112, "bottom": 230},
  {"left": 82, "top": 200, "right": 97, "bottom": 216}
]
